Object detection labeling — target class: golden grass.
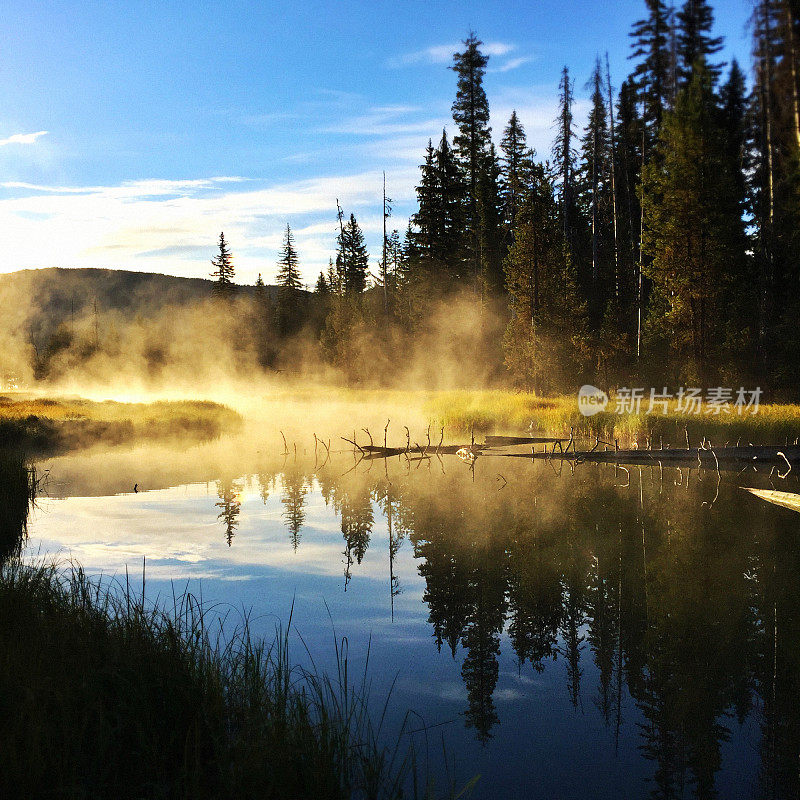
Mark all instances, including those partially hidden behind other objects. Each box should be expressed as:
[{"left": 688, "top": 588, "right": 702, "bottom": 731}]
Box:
[
  {"left": 0, "top": 394, "right": 241, "bottom": 451},
  {"left": 426, "top": 390, "right": 800, "bottom": 446}
]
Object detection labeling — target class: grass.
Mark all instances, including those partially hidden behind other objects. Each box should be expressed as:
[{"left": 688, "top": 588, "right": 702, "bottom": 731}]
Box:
[
  {"left": 426, "top": 390, "right": 800, "bottom": 446},
  {"left": 0, "top": 558, "right": 473, "bottom": 800},
  {"left": 0, "top": 394, "right": 241, "bottom": 452}
]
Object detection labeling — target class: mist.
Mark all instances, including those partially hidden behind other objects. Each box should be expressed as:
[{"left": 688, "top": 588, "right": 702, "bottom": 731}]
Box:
[{"left": 0, "top": 269, "right": 511, "bottom": 421}]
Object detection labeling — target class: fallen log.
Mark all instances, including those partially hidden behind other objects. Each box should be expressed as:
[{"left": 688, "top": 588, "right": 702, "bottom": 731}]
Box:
[
  {"left": 744, "top": 488, "right": 800, "bottom": 513},
  {"left": 521, "top": 444, "right": 800, "bottom": 469},
  {"left": 359, "top": 443, "right": 487, "bottom": 459},
  {"left": 484, "top": 435, "right": 569, "bottom": 446}
]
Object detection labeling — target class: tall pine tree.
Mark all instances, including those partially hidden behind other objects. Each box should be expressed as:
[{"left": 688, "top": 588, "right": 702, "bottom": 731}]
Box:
[
  {"left": 210, "top": 232, "right": 235, "bottom": 296},
  {"left": 276, "top": 223, "right": 303, "bottom": 335},
  {"left": 451, "top": 33, "right": 492, "bottom": 286},
  {"left": 676, "top": 0, "right": 724, "bottom": 85}
]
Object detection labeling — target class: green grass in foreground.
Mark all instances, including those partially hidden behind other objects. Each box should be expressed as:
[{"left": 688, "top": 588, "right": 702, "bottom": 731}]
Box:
[
  {"left": 0, "top": 560, "right": 472, "bottom": 800},
  {"left": 427, "top": 391, "right": 800, "bottom": 445}
]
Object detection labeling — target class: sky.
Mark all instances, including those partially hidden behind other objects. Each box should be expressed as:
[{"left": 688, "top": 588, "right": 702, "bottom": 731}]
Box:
[{"left": 0, "top": 0, "right": 753, "bottom": 286}]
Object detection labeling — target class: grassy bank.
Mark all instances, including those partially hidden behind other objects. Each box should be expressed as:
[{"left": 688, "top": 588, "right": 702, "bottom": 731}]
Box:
[
  {"left": 0, "top": 559, "right": 462, "bottom": 799},
  {"left": 0, "top": 395, "right": 241, "bottom": 452},
  {"left": 427, "top": 391, "right": 800, "bottom": 445}
]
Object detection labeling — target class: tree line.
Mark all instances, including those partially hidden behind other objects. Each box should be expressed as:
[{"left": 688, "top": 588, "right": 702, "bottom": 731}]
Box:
[{"left": 210, "top": 1, "right": 800, "bottom": 395}]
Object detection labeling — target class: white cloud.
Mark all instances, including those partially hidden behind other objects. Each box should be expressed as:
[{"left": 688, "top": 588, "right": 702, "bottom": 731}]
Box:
[
  {"left": 0, "top": 169, "right": 417, "bottom": 286},
  {"left": 321, "top": 105, "right": 446, "bottom": 138},
  {"left": 390, "top": 40, "right": 516, "bottom": 67},
  {"left": 0, "top": 130, "right": 49, "bottom": 146}
]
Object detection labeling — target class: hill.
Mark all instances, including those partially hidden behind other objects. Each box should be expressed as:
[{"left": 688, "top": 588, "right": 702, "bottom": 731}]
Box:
[
  {"left": 0, "top": 267, "right": 278, "bottom": 342},
  {"left": 0, "top": 266, "right": 278, "bottom": 318}
]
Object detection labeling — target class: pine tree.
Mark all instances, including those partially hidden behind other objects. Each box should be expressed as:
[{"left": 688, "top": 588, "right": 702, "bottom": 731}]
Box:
[
  {"left": 676, "top": 0, "right": 724, "bottom": 85},
  {"left": 748, "top": 0, "right": 800, "bottom": 386},
  {"left": 409, "top": 130, "right": 467, "bottom": 289},
  {"left": 640, "top": 62, "right": 747, "bottom": 381},
  {"left": 451, "top": 32, "right": 492, "bottom": 284},
  {"left": 500, "top": 110, "right": 533, "bottom": 244},
  {"left": 411, "top": 140, "right": 438, "bottom": 260},
  {"left": 615, "top": 78, "right": 645, "bottom": 300},
  {"left": 503, "top": 163, "right": 589, "bottom": 392},
  {"left": 210, "top": 232, "right": 235, "bottom": 296},
  {"left": 477, "top": 143, "right": 506, "bottom": 295},
  {"left": 579, "top": 57, "right": 613, "bottom": 308},
  {"left": 629, "top": 0, "right": 674, "bottom": 138},
  {"left": 552, "top": 66, "right": 578, "bottom": 255},
  {"left": 336, "top": 213, "right": 369, "bottom": 295},
  {"left": 720, "top": 60, "right": 748, "bottom": 213},
  {"left": 276, "top": 223, "right": 303, "bottom": 335}
]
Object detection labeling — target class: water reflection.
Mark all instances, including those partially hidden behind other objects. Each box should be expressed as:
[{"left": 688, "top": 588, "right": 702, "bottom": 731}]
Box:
[
  {"left": 0, "top": 452, "right": 37, "bottom": 564},
  {"left": 8, "top": 439, "right": 800, "bottom": 799},
  {"left": 215, "top": 479, "right": 242, "bottom": 546}
]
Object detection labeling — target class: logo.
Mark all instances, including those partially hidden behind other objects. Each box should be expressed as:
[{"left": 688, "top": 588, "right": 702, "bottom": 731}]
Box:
[{"left": 578, "top": 385, "right": 609, "bottom": 417}]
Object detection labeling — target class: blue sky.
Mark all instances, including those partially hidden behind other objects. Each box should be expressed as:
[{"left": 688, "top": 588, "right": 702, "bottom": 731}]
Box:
[{"left": 0, "top": 0, "right": 752, "bottom": 285}]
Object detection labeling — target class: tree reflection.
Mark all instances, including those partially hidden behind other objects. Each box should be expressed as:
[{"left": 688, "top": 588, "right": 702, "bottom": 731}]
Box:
[
  {"left": 245, "top": 453, "right": 800, "bottom": 793},
  {"left": 280, "top": 470, "right": 307, "bottom": 551},
  {"left": 215, "top": 479, "right": 241, "bottom": 547},
  {"left": 0, "top": 452, "right": 36, "bottom": 565}
]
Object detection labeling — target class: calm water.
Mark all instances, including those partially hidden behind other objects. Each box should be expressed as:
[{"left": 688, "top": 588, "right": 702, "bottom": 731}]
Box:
[{"left": 13, "top": 432, "right": 800, "bottom": 799}]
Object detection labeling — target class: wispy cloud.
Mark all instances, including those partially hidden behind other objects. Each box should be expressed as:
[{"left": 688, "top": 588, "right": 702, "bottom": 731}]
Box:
[
  {"left": 0, "top": 170, "right": 417, "bottom": 285},
  {"left": 0, "top": 130, "right": 49, "bottom": 147},
  {"left": 489, "top": 56, "right": 533, "bottom": 74},
  {"left": 321, "top": 105, "right": 445, "bottom": 138},
  {"left": 389, "top": 41, "right": 516, "bottom": 68}
]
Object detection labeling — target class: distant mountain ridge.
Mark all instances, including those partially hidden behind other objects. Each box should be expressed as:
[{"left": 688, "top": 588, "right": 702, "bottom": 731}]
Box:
[{"left": 0, "top": 267, "right": 278, "bottom": 341}]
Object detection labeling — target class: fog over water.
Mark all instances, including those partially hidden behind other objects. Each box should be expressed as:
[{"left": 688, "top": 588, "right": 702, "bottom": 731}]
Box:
[{"left": 15, "top": 424, "right": 800, "bottom": 800}]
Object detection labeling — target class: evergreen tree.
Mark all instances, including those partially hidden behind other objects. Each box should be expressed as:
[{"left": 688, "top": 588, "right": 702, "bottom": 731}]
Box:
[
  {"left": 500, "top": 110, "right": 533, "bottom": 245},
  {"left": 629, "top": 0, "right": 675, "bottom": 138},
  {"left": 409, "top": 130, "right": 467, "bottom": 289},
  {"left": 451, "top": 32, "right": 492, "bottom": 284},
  {"left": 336, "top": 213, "right": 369, "bottom": 295},
  {"left": 252, "top": 272, "right": 277, "bottom": 368},
  {"left": 615, "top": 78, "right": 645, "bottom": 301},
  {"left": 676, "top": 0, "right": 724, "bottom": 85},
  {"left": 411, "top": 140, "right": 439, "bottom": 260},
  {"left": 275, "top": 224, "right": 304, "bottom": 335},
  {"left": 552, "top": 66, "right": 578, "bottom": 254},
  {"left": 579, "top": 57, "right": 613, "bottom": 311},
  {"left": 503, "top": 163, "right": 589, "bottom": 392},
  {"left": 210, "top": 232, "right": 235, "bottom": 296},
  {"left": 640, "top": 62, "right": 748, "bottom": 381},
  {"left": 477, "top": 143, "right": 506, "bottom": 295},
  {"left": 749, "top": 0, "right": 800, "bottom": 388},
  {"left": 719, "top": 60, "right": 749, "bottom": 214}
]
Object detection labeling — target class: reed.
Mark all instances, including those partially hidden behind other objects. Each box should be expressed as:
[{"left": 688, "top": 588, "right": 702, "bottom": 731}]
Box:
[
  {"left": 427, "top": 390, "right": 800, "bottom": 445},
  {"left": 0, "top": 558, "right": 474, "bottom": 799}
]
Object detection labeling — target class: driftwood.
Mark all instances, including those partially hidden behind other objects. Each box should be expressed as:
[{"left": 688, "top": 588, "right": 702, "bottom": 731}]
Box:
[
  {"left": 521, "top": 443, "right": 800, "bottom": 470},
  {"left": 338, "top": 427, "right": 800, "bottom": 473},
  {"left": 359, "top": 443, "right": 486, "bottom": 460},
  {"left": 744, "top": 488, "right": 800, "bottom": 513},
  {"left": 484, "top": 435, "right": 569, "bottom": 446}
]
